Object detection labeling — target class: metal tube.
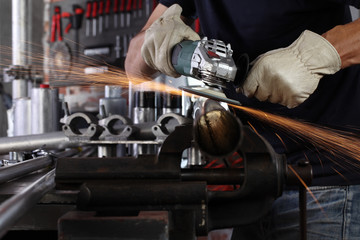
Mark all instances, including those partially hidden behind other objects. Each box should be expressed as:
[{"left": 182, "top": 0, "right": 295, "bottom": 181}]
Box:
[
  {"left": 0, "top": 169, "right": 55, "bottom": 238},
  {"left": 0, "top": 148, "right": 79, "bottom": 184},
  {"left": 0, "top": 155, "right": 52, "bottom": 184},
  {"left": 0, "top": 131, "right": 81, "bottom": 155},
  {"left": 31, "top": 87, "right": 59, "bottom": 134},
  {"left": 12, "top": 0, "right": 28, "bottom": 66},
  {"left": 194, "top": 107, "right": 243, "bottom": 158}
]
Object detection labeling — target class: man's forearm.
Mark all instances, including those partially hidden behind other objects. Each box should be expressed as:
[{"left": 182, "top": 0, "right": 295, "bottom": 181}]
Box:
[
  {"left": 124, "top": 31, "right": 157, "bottom": 78},
  {"left": 322, "top": 18, "right": 360, "bottom": 69}
]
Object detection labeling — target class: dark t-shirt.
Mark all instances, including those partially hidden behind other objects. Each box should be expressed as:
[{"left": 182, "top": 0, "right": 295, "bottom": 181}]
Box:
[{"left": 159, "top": 0, "right": 360, "bottom": 185}]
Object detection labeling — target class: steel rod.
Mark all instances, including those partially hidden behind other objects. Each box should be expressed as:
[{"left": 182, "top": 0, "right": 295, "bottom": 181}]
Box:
[
  {"left": 0, "top": 169, "right": 55, "bottom": 238},
  {"left": 0, "top": 148, "right": 80, "bottom": 184},
  {"left": 0, "top": 156, "right": 52, "bottom": 184}
]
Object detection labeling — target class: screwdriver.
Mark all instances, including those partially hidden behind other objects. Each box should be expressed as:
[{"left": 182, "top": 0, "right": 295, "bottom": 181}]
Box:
[
  {"left": 126, "top": 0, "right": 133, "bottom": 27},
  {"left": 105, "top": 0, "right": 111, "bottom": 29},
  {"left": 145, "top": 0, "right": 150, "bottom": 17},
  {"left": 138, "top": 0, "right": 142, "bottom": 17},
  {"left": 92, "top": 1, "right": 98, "bottom": 36},
  {"left": 120, "top": 0, "right": 125, "bottom": 28},
  {"left": 99, "top": 0, "right": 104, "bottom": 34},
  {"left": 113, "top": 0, "right": 119, "bottom": 28},
  {"left": 85, "top": 1, "right": 92, "bottom": 37},
  {"left": 132, "top": 0, "right": 137, "bottom": 18}
]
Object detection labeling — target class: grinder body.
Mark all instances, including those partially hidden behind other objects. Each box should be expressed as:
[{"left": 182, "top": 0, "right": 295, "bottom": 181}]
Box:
[{"left": 171, "top": 37, "right": 248, "bottom": 88}]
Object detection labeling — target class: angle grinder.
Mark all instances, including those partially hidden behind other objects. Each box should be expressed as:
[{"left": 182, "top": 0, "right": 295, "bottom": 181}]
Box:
[{"left": 171, "top": 37, "right": 249, "bottom": 89}]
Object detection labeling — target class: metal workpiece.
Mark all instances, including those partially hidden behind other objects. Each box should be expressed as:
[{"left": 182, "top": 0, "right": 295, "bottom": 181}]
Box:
[
  {"left": 193, "top": 101, "right": 243, "bottom": 159},
  {"left": 0, "top": 169, "right": 55, "bottom": 238},
  {"left": 31, "top": 86, "right": 60, "bottom": 134},
  {"left": 0, "top": 131, "right": 80, "bottom": 155},
  {"left": 61, "top": 112, "right": 103, "bottom": 141}
]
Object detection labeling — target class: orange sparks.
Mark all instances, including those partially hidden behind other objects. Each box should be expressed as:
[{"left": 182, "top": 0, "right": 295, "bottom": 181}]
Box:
[{"left": 229, "top": 104, "right": 360, "bottom": 169}]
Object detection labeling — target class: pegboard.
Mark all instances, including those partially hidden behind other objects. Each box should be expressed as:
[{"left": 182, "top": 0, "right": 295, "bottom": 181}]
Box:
[{"left": 48, "top": 0, "right": 157, "bottom": 86}]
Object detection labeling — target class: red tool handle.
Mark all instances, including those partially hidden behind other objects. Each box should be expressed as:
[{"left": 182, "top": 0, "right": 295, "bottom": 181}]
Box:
[
  {"left": 92, "top": 1, "right": 98, "bottom": 18},
  {"left": 105, "top": 0, "right": 111, "bottom": 14},
  {"left": 51, "top": 14, "right": 57, "bottom": 42},
  {"left": 61, "top": 12, "right": 72, "bottom": 34},
  {"left": 64, "top": 23, "right": 72, "bottom": 33},
  {"left": 119, "top": 0, "right": 125, "bottom": 12},
  {"left": 61, "top": 12, "right": 71, "bottom": 18},
  {"left": 132, "top": 0, "right": 137, "bottom": 11},
  {"left": 99, "top": 0, "right": 104, "bottom": 15},
  {"left": 114, "top": 0, "right": 119, "bottom": 13},
  {"left": 56, "top": 10, "right": 63, "bottom": 41},
  {"left": 126, "top": 0, "right": 133, "bottom": 12},
  {"left": 138, "top": 0, "right": 142, "bottom": 10},
  {"left": 75, "top": 7, "right": 84, "bottom": 15},
  {"left": 86, "top": 1, "right": 92, "bottom": 18}
]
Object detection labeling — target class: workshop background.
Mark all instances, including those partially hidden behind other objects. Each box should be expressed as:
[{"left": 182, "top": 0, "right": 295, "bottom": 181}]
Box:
[{"left": 0, "top": 1, "right": 359, "bottom": 240}]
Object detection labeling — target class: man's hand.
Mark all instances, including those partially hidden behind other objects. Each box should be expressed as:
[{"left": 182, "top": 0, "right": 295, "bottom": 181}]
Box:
[
  {"left": 141, "top": 4, "right": 200, "bottom": 78},
  {"left": 241, "top": 30, "right": 341, "bottom": 108}
]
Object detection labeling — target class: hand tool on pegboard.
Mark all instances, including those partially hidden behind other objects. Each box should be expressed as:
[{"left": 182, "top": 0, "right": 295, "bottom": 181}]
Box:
[
  {"left": 85, "top": 1, "right": 92, "bottom": 37},
  {"left": 61, "top": 5, "right": 84, "bottom": 57},
  {"left": 113, "top": 0, "right": 119, "bottom": 28},
  {"left": 92, "top": 1, "right": 98, "bottom": 36},
  {"left": 98, "top": 0, "right": 104, "bottom": 34},
  {"left": 132, "top": 0, "right": 137, "bottom": 18},
  {"left": 138, "top": 0, "right": 142, "bottom": 17},
  {"left": 105, "top": 0, "right": 111, "bottom": 29},
  {"left": 51, "top": 6, "right": 63, "bottom": 42},
  {"left": 126, "top": 0, "right": 133, "bottom": 27},
  {"left": 120, "top": 0, "right": 126, "bottom": 28}
]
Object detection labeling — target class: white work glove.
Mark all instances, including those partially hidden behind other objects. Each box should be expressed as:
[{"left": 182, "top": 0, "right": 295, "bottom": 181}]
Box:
[
  {"left": 141, "top": 4, "right": 200, "bottom": 77},
  {"left": 242, "top": 30, "right": 341, "bottom": 108}
]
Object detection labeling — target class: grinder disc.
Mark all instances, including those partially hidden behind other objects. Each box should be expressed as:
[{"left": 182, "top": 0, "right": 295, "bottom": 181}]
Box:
[{"left": 180, "top": 86, "right": 242, "bottom": 106}]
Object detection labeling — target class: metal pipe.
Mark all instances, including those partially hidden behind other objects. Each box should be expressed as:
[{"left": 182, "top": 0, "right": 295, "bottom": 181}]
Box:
[
  {"left": 12, "top": 0, "right": 29, "bottom": 66},
  {"left": 0, "top": 169, "right": 55, "bottom": 238},
  {"left": 0, "top": 148, "right": 79, "bottom": 184},
  {"left": 193, "top": 106, "right": 243, "bottom": 158},
  {"left": 31, "top": 87, "right": 60, "bottom": 134},
  {"left": 0, "top": 131, "right": 81, "bottom": 155},
  {"left": 0, "top": 155, "right": 52, "bottom": 184}
]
